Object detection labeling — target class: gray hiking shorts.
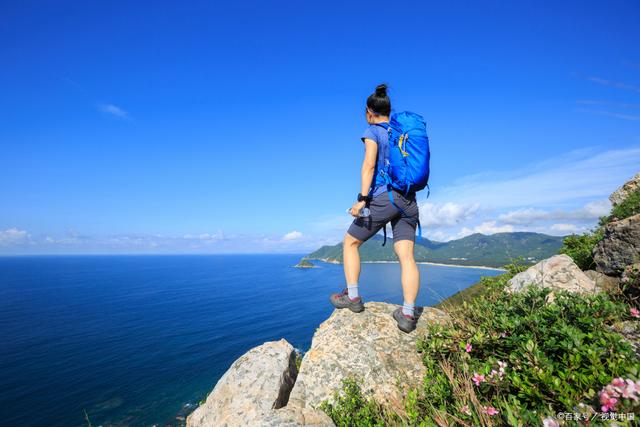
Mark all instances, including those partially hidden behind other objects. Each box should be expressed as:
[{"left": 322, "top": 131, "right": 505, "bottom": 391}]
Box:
[{"left": 347, "top": 190, "right": 419, "bottom": 243}]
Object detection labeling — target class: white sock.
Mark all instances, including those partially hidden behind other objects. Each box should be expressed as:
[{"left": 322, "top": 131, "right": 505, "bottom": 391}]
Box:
[
  {"left": 347, "top": 284, "right": 359, "bottom": 299},
  {"left": 402, "top": 302, "right": 415, "bottom": 317}
]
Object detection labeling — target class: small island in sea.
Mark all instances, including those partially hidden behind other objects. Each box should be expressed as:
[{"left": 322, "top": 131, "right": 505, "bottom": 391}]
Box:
[{"left": 293, "top": 259, "right": 317, "bottom": 269}]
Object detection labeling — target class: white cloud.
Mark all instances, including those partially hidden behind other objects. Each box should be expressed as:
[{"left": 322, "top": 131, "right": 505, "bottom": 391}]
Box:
[
  {"left": 0, "top": 228, "right": 30, "bottom": 246},
  {"left": 98, "top": 103, "right": 129, "bottom": 119},
  {"left": 473, "top": 221, "right": 514, "bottom": 235},
  {"left": 419, "top": 202, "right": 479, "bottom": 228},
  {"left": 2, "top": 228, "right": 325, "bottom": 254},
  {"left": 425, "top": 229, "right": 451, "bottom": 242},
  {"left": 282, "top": 231, "right": 303, "bottom": 241},
  {"left": 577, "top": 200, "right": 611, "bottom": 218},
  {"left": 435, "top": 148, "right": 640, "bottom": 209},
  {"left": 498, "top": 208, "right": 549, "bottom": 225},
  {"left": 498, "top": 200, "right": 610, "bottom": 225},
  {"left": 181, "top": 231, "right": 225, "bottom": 241},
  {"left": 550, "top": 223, "right": 581, "bottom": 233}
]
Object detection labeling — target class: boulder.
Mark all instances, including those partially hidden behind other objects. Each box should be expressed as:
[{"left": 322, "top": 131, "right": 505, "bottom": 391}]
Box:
[
  {"left": 594, "top": 214, "right": 640, "bottom": 276},
  {"left": 287, "top": 302, "right": 449, "bottom": 416},
  {"left": 508, "top": 254, "right": 597, "bottom": 294},
  {"left": 610, "top": 172, "right": 640, "bottom": 206},
  {"left": 187, "top": 339, "right": 299, "bottom": 427},
  {"left": 255, "top": 406, "right": 334, "bottom": 426},
  {"left": 584, "top": 270, "right": 621, "bottom": 293}
]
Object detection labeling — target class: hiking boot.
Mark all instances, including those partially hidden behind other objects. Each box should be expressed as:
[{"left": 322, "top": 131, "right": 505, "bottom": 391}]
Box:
[
  {"left": 329, "top": 288, "right": 364, "bottom": 313},
  {"left": 393, "top": 307, "right": 417, "bottom": 333}
]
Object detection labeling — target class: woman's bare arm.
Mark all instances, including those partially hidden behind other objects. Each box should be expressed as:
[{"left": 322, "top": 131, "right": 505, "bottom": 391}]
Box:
[
  {"left": 349, "top": 138, "right": 378, "bottom": 217},
  {"left": 360, "top": 138, "right": 378, "bottom": 196}
]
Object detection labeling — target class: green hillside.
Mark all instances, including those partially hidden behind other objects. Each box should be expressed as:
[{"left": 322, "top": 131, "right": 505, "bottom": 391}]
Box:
[{"left": 305, "top": 232, "right": 564, "bottom": 268}]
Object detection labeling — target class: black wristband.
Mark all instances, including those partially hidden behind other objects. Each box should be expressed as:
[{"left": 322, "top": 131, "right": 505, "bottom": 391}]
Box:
[{"left": 357, "top": 193, "right": 371, "bottom": 202}]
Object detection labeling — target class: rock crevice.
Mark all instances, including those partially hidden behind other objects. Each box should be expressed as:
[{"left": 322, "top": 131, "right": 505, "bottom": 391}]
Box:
[
  {"left": 187, "top": 339, "right": 303, "bottom": 427},
  {"left": 187, "top": 303, "right": 449, "bottom": 426}
]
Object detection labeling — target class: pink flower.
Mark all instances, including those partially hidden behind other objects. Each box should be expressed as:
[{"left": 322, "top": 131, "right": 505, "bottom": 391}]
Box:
[
  {"left": 543, "top": 417, "right": 560, "bottom": 427},
  {"left": 472, "top": 373, "right": 485, "bottom": 386},
  {"left": 612, "top": 377, "right": 626, "bottom": 389},
  {"left": 601, "top": 400, "right": 618, "bottom": 412},
  {"left": 460, "top": 405, "right": 471, "bottom": 415},
  {"left": 630, "top": 307, "right": 640, "bottom": 318},
  {"left": 484, "top": 406, "right": 499, "bottom": 416},
  {"left": 599, "top": 390, "right": 619, "bottom": 412},
  {"left": 622, "top": 379, "right": 638, "bottom": 400},
  {"left": 488, "top": 369, "right": 498, "bottom": 379},
  {"left": 465, "top": 342, "right": 472, "bottom": 353}
]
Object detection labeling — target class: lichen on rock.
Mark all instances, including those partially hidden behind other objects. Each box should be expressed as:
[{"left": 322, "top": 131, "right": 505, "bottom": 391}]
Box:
[
  {"left": 287, "top": 302, "right": 449, "bottom": 416},
  {"left": 594, "top": 214, "right": 640, "bottom": 276},
  {"left": 609, "top": 172, "right": 640, "bottom": 207},
  {"left": 186, "top": 339, "right": 300, "bottom": 427}
]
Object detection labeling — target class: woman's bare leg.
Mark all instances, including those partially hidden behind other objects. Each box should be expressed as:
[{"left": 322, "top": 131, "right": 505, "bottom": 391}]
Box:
[
  {"left": 394, "top": 239, "right": 420, "bottom": 304},
  {"left": 343, "top": 233, "right": 363, "bottom": 285}
]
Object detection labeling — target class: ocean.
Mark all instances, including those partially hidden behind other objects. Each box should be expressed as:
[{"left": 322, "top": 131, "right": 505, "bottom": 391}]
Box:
[{"left": 0, "top": 255, "right": 502, "bottom": 426}]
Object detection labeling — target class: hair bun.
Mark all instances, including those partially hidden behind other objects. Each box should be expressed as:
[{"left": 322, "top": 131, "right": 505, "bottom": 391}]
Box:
[{"left": 375, "top": 83, "right": 388, "bottom": 97}]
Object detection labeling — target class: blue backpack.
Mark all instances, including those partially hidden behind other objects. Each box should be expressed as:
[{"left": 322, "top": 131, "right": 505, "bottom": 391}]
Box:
[{"left": 376, "top": 111, "right": 430, "bottom": 245}]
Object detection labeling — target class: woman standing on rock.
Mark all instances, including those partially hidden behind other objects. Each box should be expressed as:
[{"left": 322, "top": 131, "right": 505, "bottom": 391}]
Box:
[{"left": 329, "top": 84, "right": 423, "bottom": 333}]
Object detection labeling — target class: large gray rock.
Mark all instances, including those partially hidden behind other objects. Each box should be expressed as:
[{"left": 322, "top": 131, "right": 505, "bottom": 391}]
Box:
[
  {"left": 187, "top": 339, "right": 299, "bottom": 427},
  {"left": 255, "top": 406, "right": 334, "bottom": 426},
  {"left": 610, "top": 172, "right": 640, "bottom": 206},
  {"left": 508, "top": 254, "right": 597, "bottom": 294},
  {"left": 287, "top": 302, "right": 449, "bottom": 416},
  {"left": 594, "top": 214, "right": 640, "bottom": 276},
  {"left": 584, "top": 270, "right": 621, "bottom": 293}
]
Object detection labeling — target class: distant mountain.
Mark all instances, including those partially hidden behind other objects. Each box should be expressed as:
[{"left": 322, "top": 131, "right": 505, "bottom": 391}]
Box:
[{"left": 305, "top": 232, "right": 564, "bottom": 268}]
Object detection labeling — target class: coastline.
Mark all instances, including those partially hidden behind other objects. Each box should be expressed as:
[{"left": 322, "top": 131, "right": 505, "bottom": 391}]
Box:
[
  {"left": 309, "top": 258, "right": 506, "bottom": 271},
  {"left": 416, "top": 261, "right": 506, "bottom": 271}
]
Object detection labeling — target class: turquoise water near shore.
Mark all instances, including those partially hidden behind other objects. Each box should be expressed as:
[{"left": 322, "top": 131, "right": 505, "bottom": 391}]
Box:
[{"left": 0, "top": 255, "right": 501, "bottom": 426}]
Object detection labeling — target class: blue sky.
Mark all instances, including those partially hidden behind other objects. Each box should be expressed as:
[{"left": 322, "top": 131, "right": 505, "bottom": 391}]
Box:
[{"left": 1, "top": 0, "right": 639, "bottom": 254}]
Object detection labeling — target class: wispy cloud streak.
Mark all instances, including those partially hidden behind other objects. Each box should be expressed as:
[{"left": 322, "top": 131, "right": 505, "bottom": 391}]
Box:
[
  {"left": 577, "top": 100, "right": 640, "bottom": 109},
  {"left": 576, "top": 108, "right": 640, "bottom": 121},
  {"left": 98, "top": 103, "right": 130, "bottom": 119},
  {"left": 432, "top": 147, "right": 640, "bottom": 209},
  {"left": 587, "top": 76, "right": 640, "bottom": 94}
]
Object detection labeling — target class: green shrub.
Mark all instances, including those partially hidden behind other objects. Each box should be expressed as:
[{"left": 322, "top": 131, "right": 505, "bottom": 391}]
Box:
[
  {"left": 559, "top": 230, "right": 603, "bottom": 270},
  {"left": 319, "top": 378, "right": 389, "bottom": 427},
  {"left": 322, "top": 267, "right": 639, "bottom": 426},
  {"left": 504, "top": 257, "right": 529, "bottom": 276},
  {"left": 415, "top": 274, "right": 639, "bottom": 425},
  {"left": 611, "top": 188, "right": 640, "bottom": 221}
]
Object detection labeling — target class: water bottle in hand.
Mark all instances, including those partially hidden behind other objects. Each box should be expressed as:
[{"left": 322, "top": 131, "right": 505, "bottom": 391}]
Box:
[{"left": 346, "top": 207, "right": 370, "bottom": 217}]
